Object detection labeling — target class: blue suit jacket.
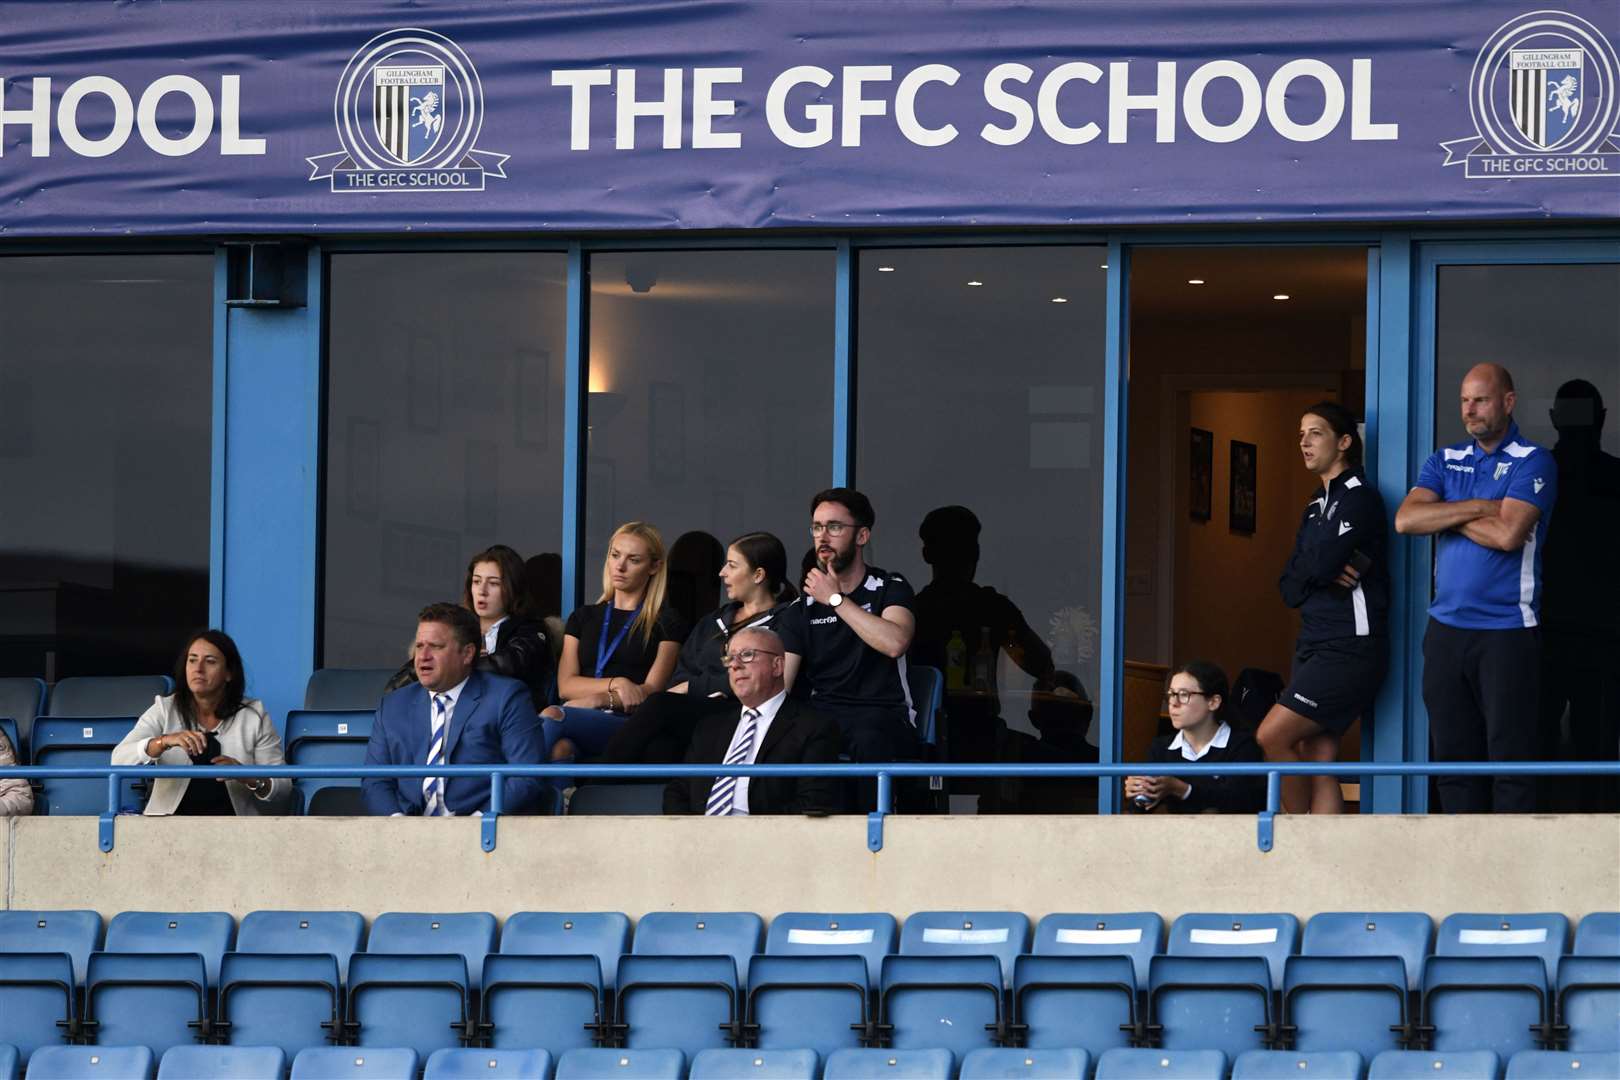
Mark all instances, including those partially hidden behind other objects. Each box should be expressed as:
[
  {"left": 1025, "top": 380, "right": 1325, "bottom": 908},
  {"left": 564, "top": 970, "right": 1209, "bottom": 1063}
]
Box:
[{"left": 362, "top": 670, "right": 547, "bottom": 815}]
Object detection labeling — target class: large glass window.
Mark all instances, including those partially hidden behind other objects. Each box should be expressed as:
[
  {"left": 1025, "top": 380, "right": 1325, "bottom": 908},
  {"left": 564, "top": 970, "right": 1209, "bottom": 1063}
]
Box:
[
  {"left": 855, "top": 246, "right": 1108, "bottom": 807},
  {"left": 584, "top": 250, "right": 835, "bottom": 625},
  {"left": 323, "top": 252, "right": 567, "bottom": 667},
  {"left": 0, "top": 255, "right": 213, "bottom": 679}
]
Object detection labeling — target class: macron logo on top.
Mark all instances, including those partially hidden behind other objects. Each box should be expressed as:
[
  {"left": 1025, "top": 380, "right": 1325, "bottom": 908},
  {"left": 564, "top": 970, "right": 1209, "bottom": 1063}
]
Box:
[
  {"left": 1534, "top": 478, "right": 1546, "bottom": 494},
  {"left": 1338, "top": 521, "right": 1353, "bottom": 536}
]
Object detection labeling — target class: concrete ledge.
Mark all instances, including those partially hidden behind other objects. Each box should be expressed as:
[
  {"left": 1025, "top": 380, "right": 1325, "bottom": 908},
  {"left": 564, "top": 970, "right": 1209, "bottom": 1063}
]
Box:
[{"left": 6, "top": 813, "right": 1617, "bottom": 920}]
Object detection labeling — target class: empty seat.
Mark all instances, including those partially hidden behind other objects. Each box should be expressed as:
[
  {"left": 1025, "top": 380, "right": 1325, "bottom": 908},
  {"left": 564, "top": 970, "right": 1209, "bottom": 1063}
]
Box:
[
  {"left": 367, "top": 912, "right": 498, "bottom": 992},
  {"left": 1507, "top": 1050, "right": 1620, "bottom": 1079},
  {"left": 690, "top": 1048, "right": 819, "bottom": 1080},
  {"left": 345, "top": 953, "right": 473, "bottom": 1059},
  {"left": 237, "top": 910, "right": 366, "bottom": 983},
  {"left": 157, "top": 1044, "right": 287, "bottom": 1079},
  {"left": 0, "top": 909, "right": 103, "bottom": 986},
  {"left": 1438, "top": 914, "right": 1570, "bottom": 985},
  {"left": 106, "top": 911, "right": 236, "bottom": 989},
  {"left": 909, "top": 664, "right": 944, "bottom": 747},
  {"left": 1573, "top": 914, "right": 1619, "bottom": 957},
  {"left": 29, "top": 717, "right": 141, "bottom": 815},
  {"left": 1367, "top": 1050, "right": 1500, "bottom": 1079},
  {"left": 900, "top": 910, "right": 1031, "bottom": 989},
  {"left": 1283, "top": 954, "right": 1413, "bottom": 1060},
  {"left": 880, "top": 952, "right": 1007, "bottom": 1055},
  {"left": 1232, "top": 1050, "right": 1365, "bottom": 1078},
  {"left": 1012, "top": 952, "right": 1139, "bottom": 1054},
  {"left": 1095, "top": 1048, "right": 1227, "bottom": 1080},
  {"left": 424, "top": 1048, "right": 555, "bottom": 1079},
  {"left": 1420, "top": 955, "right": 1551, "bottom": 1061},
  {"left": 500, "top": 912, "right": 631, "bottom": 990},
  {"left": 766, "top": 911, "right": 897, "bottom": 990},
  {"left": 48, "top": 675, "right": 171, "bottom": 717},
  {"left": 1304, "top": 913, "right": 1434, "bottom": 992},
  {"left": 480, "top": 954, "right": 605, "bottom": 1052},
  {"left": 555, "top": 1048, "right": 685, "bottom": 1079},
  {"left": 634, "top": 911, "right": 765, "bottom": 982},
  {"left": 291, "top": 1047, "right": 419, "bottom": 1079},
  {"left": 824, "top": 1048, "right": 954, "bottom": 1079},
  {"left": 0, "top": 676, "right": 46, "bottom": 753},
  {"left": 307, "top": 786, "right": 369, "bottom": 816},
  {"left": 303, "top": 669, "right": 397, "bottom": 711},
  {"left": 1033, "top": 912, "right": 1164, "bottom": 988},
  {"left": 26, "top": 1045, "right": 157, "bottom": 1079},
  {"left": 614, "top": 953, "right": 742, "bottom": 1055},
  {"left": 567, "top": 783, "right": 667, "bottom": 815},
  {"left": 1554, "top": 956, "right": 1620, "bottom": 1052},
  {"left": 1168, "top": 912, "right": 1301, "bottom": 990},
  {"left": 0, "top": 953, "right": 77, "bottom": 1064},
  {"left": 747, "top": 953, "right": 871, "bottom": 1055},
  {"left": 84, "top": 951, "right": 210, "bottom": 1056},
  {"left": 284, "top": 709, "right": 375, "bottom": 810},
  {"left": 1148, "top": 953, "right": 1276, "bottom": 1060},
  {"left": 960, "top": 1047, "right": 1093, "bottom": 1079},
  {"left": 217, "top": 952, "right": 342, "bottom": 1061}
]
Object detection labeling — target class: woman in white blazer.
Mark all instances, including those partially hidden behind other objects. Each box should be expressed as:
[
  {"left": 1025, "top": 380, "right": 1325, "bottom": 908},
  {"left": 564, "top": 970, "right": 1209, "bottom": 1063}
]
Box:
[{"left": 112, "top": 629, "right": 291, "bottom": 816}]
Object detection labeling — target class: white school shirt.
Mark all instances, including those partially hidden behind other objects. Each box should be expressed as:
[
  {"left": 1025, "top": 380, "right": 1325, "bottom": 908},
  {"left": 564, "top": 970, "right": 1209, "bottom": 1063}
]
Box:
[{"left": 1165, "top": 721, "right": 1232, "bottom": 800}]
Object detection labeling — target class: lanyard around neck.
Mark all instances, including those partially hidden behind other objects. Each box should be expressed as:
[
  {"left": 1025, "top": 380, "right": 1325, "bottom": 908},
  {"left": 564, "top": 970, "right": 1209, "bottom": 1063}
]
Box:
[{"left": 596, "top": 601, "right": 643, "bottom": 677}]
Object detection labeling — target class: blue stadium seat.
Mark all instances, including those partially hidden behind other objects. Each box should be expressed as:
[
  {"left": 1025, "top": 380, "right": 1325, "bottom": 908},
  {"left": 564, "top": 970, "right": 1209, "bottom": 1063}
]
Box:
[
  {"left": 0, "top": 909, "right": 103, "bottom": 985},
  {"left": 1420, "top": 955, "right": 1551, "bottom": 1061},
  {"left": 900, "top": 911, "right": 1030, "bottom": 988},
  {"left": 157, "top": 1044, "right": 287, "bottom": 1079},
  {"left": 879, "top": 952, "right": 1007, "bottom": 1055},
  {"left": 1012, "top": 953, "right": 1139, "bottom": 1054},
  {"left": 500, "top": 911, "right": 632, "bottom": 990},
  {"left": 1554, "top": 956, "right": 1620, "bottom": 1052},
  {"left": 0, "top": 1043, "right": 15, "bottom": 1080},
  {"left": 1367, "top": 1050, "right": 1500, "bottom": 1079},
  {"left": 634, "top": 911, "right": 765, "bottom": 982},
  {"left": 480, "top": 954, "right": 606, "bottom": 1052},
  {"left": 566, "top": 783, "right": 666, "bottom": 814},
  {"left": 1506, "top": 1050, "right": 1620, "bottom": 1079},
  {"left": 1438, "top": 914, "right": 1570, "bottom": 985},
  {"left": 26, "top": 1045, "right": 157, "bottom": 1079},
  {"left": 908, "top": 664, "right": 944, "bottom": 747},
  {"left": 960, "top": 1047, "right": 1093, "bottom": 1079},
  {"left": 367, "top": 912, "right": 498, "bottom": 991},
  {"left": 29, "top": 717, "right": 141, "bottom": 815},
  {"left": 303, "top": 669, "right": 397, "bottom": 711},
  {"left": 291, "top": 1047, "right": 419, "bottom": 1079},
  {"left": 765, "top": 911, "right": 897, "bottom": 990},
  {"left": 1232, "top": 1050, "right": 1365, "bottom": 1078},
  {"left": 1282, "top": 954, "right": 1413, "bottom": 1060},
  {"left": 47, "top": 675, "right": 172, "bottom": 717},
  {"left": 690, "top": 1048, "right": 819, "bottom": 1079},
  {"left": 105, "top": 911, "right": 236, "bottom": 989},
  {"left": 284, "top": 709, "right": 375, "bottom": 811},
  {"left": 424, "top": 1048, "right": 555, "bottom": 1079},
  {"left": 1033, "top": 912, "right": 1164, "bottom": 988},
  {"left": 1168, "top": 912, "right": 1301, "bottom": 990},
  {"left": 308, "top": 786, "right": 369, "bottom": 816},
  {"left": 614, "top": 953, "right": 742, "bottom": 1055},
  {"left": 345, "top": 953, "right": 474, "bottom": 1059},
  {"left": 0, "top": 953, "right": 77, "bottom": 1064},
  {"left": 555, "top": 1048, "right": 685, "bottom": 1079},
  {"left": 746, "top": 953, "right": 871, "bottom": 1055},
  {"left": 1148, "top": 953, "right": 1276, "bottom": 1060},
  {"left": 84, "top": 951, "right": 210, "bottom": 1056},
  {"left": 217, "top": 952, "right": 342, "bottom": 1060},
  {"left": 1573, "top": 914, "right": 1619, "bottom": 957},
  {"left": 1304, "top": 913, "right": 1434, "bottom": 991},
  {"left": 824, "top": 1048, "right": 954, "bottom": 1079},
  {"left": 1094, "top": 1048, "right": 1227, "bottom": 1080},
  {"left": 237, "top": 910, "right": 366, "bottom": 983},
  {"left": 0, "top": 677, "right": 46, "bottom": 753}
]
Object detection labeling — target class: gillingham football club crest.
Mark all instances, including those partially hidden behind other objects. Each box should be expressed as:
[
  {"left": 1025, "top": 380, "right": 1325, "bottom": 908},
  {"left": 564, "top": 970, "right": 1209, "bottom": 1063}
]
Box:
[
  {"left": 1441, "top": 10, "right": 1620, "bottom": 179},
  {"left": 307, "top": 29, "right": 508, "bottom": 193}
]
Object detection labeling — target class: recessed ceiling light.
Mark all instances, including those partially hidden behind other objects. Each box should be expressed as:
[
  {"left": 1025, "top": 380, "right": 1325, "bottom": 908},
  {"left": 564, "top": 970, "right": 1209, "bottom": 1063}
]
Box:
[
  {"left": 1187, "top": 279, "right": 1205, "bottom": 285},
  {"left": 1051, "top": 296, "right": 1069, "bottom": 304},
  {"left": 1100, "top": 263, "right": 1109, "bottom": 270},
  {"left": 1273, "top": 293, "right": 1291, "bottom": 300},
  {"left": 967, "top": 280, "right": 983, "bottom": 287},
  {"left": 877, "top": 265, "right": 895, "bottom": 273}
]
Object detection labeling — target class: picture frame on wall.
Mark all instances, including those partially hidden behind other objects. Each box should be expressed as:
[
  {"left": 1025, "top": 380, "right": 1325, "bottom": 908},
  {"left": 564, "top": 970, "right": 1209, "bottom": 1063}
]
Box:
[
  {"left": 1230, "top": 439, "right": 1257, "bottom": 534},
  {"left": 1189, "top": 427, "right": 1213, "bottom": 521}
]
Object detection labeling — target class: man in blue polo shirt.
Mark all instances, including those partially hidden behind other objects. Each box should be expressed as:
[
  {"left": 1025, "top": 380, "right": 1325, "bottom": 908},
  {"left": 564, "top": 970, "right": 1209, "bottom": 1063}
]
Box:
[{"left": 1396, "top": 363, "right": 1557, "bottom": 812}]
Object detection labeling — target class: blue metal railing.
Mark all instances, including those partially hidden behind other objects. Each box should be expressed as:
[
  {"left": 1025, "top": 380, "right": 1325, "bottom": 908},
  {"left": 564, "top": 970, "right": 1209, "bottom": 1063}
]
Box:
[{"left": 4, "top": 760, "right": 1616, "bottom": 854}]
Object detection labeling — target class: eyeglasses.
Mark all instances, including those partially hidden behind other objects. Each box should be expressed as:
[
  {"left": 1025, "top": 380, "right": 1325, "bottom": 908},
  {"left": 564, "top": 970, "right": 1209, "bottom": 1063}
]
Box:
[
  {"left": 721, "top": 648, "right": 783, "bottom": 668},
  {"left": 1163, "top": 689, "right": 1210, "bottom": 705},
  {"left": 810, "top": 521, "right": 856, "bottom": 537}
]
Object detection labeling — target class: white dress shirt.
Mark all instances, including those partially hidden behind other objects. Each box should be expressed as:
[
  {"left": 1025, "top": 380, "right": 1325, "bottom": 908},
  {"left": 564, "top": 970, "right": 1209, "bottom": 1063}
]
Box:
[
  {"left": 482, "top": 617, "right": 507, "bottom": 656},
  {"left": 722, "top": 688, "right": 787, "bottom": 815},
  {"left": 415, "top": 675, "right": 470, "bottom": 817},
  {"left": 1166, "top": 720, "right": 1232, "bottom": 800}
]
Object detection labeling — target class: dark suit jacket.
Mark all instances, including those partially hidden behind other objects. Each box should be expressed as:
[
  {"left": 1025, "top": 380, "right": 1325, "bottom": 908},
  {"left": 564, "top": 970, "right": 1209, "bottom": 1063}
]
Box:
[
  {"left": 363, "top": 670, "right": 547, "bottom": 816},
  {"left": 664, "top": 696, "right": 843, "bottom": 815}
]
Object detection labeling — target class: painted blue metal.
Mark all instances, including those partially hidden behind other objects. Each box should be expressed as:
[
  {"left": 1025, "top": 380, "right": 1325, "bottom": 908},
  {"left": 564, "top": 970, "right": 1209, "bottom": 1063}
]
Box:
[
  {"left": 1359, "top": 246, "right": 1383, "bottom": 815},
  {"left": 1097, "top": 238, "right": 1129, "bottom": 814},
  {"left": 209, "top": 251, "right": 230, "bottom": 628},
  {"left": 562, "top": 242, "right": 586, "bottom": 617},
  {"left": 1257, "top": 772, "right": 1282, "bottom": 852},
  {"left": 833, "top": 239, "right": 853, "bottom": 486},
  {"left": 867, "top": 771, "right": 892, "bottom": 852}
]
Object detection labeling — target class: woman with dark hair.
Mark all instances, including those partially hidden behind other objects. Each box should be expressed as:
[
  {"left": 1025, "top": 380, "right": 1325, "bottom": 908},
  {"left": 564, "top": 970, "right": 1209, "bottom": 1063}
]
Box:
[
  {"left": 1124, "top": 660, "right": 1264, "bottom": 814},
  {"left": 112, "top": 629, "right": 291, "bottom": 816},
  {"left": 1258, "top": 401, "right": 1390, "bottom": 814},
  {"left": 464, "top": 544, "right": 555, "bottom": 710}
]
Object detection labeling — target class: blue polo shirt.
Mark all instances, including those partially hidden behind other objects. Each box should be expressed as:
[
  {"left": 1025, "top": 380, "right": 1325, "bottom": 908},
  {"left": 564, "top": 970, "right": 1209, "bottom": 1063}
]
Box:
[{"left": 1415, "top": 420, "right": 1556, "bottom": 630}]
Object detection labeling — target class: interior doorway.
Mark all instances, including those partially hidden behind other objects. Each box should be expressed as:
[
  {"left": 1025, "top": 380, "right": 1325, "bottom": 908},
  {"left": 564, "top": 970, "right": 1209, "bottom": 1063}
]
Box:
[{"left": 1122, "top": 246, "right": 1370, "bottom": 778}]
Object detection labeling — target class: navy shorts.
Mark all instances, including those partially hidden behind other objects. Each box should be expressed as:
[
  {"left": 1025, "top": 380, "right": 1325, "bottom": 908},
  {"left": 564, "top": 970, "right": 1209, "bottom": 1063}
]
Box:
[{"left": 1282, "top": 637, "right": 1388, "bottom": 734}]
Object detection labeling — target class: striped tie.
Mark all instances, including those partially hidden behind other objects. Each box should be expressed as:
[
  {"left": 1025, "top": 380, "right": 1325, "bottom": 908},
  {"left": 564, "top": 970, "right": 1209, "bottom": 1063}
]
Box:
[
  {"left": 422, "top": 693, "right": 449, "bottom": 816},
  {"left": 705, "top": 708, "right": 760, "bottom": 817}
]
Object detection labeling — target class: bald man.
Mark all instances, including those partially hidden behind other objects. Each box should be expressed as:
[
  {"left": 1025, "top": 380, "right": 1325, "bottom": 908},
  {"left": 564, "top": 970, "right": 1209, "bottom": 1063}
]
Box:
[{"left": 1397, "top": 363, "right": 1557, "bottom": 813}]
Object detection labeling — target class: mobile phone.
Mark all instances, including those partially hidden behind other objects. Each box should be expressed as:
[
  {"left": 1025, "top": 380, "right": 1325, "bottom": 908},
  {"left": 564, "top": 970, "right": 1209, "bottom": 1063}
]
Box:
[{"left": 1348, "top": 549, "right": 1373, "bottom": 575}]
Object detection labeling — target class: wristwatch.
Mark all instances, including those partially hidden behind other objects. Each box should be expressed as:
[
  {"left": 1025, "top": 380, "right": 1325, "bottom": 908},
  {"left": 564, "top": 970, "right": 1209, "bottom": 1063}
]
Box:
[{"left": 827, "top": 592, "right": 844, "bottom": 609}]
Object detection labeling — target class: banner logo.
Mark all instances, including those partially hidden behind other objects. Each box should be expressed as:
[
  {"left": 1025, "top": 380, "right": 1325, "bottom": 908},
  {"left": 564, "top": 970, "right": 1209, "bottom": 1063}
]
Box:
[
  {"left": 1441, "top": 10, "right": 1620, "bottom": 179},
  {"left": 307, "top": 29, "right": 508, "bottom": 192}
]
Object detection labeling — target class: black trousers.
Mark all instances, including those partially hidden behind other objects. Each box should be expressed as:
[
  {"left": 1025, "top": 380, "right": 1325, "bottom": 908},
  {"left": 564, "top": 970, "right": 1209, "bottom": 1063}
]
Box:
[
  {"left": 826, "top": 704, "right": 920, "bottom": 813},
  {"left": 1422, "top": 617, "right": 1540, "bottom": 813}
]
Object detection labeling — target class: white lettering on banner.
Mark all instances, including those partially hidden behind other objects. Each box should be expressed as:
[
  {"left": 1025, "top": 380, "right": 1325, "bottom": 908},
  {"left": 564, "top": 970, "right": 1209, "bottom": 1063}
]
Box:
[
  {"left": 841, "top": 65, "right": 892, "bottom": 147},
  {"left": 616, "top": 68, "right": 683, "bottom": 150},
  {"left": 57, "top": 76, "right": 134, "bottom": 158},
  {"left": 0, "top": 74, "right": 264, "bottom": 157},
  {"left": 1184, "top": 61, "right": 1263, "bottom": 144},
  {"left": 550, "top": 69, "right": 612, "bottom": 150},
  {"left": 895, "top": 64, "right": 959, "bottom": 147},
  {"left": 1109, "top": 61, "right": 1177, "bottom": 143},
  {"left": 1266, "top": 59, "right": 1345, "bottom": 142},
  {"left": 766, "top": 65, "right": 835, "bottom": 148},
  {"left": 693, "top": 67, "right": 744, "bottom": 149},
  {"left": 1037, "top": 62, "right": 1103, "bottom": 145},
  {"left": 981, "top": 63, "right": 1036, "bottom": 145}
]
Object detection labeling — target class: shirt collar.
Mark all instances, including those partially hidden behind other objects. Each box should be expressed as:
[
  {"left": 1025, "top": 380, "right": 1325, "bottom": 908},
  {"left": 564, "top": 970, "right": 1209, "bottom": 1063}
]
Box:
[
  {"left": 1167, "top": 720, "right": 1231, "bottom": 761},
  {"left": 1476, "top": 419, "right": 1521, "bottom": 457},
  {"left": 742, "top": 688, "right": 788, "bottom": 725},
  {"left": 483, "top": 617, "right": 508, "bottom": 651},
  {"left": 429, "top": 674, "right": 471, "bottom": 709}
]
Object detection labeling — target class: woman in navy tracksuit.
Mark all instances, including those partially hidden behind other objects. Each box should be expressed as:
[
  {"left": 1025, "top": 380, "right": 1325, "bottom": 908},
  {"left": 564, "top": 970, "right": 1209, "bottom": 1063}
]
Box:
[{"left": 1257, "top": 401, "right": 1390, "bottom": 815}]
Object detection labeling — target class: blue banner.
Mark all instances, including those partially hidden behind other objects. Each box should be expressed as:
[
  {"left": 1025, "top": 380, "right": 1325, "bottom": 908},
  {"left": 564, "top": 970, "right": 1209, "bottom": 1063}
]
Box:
[{"left": 0, "top": 0, "right": 1617, "bottom": 235}]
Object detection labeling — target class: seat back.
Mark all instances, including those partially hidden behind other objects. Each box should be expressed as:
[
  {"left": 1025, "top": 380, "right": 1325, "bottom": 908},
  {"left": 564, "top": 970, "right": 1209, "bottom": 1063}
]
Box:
[
  {"left": 689, "top": 1048, "right": 819, "bottom": 1080},
  {"left": 1283, "top": 953, "right": 1409, "bottom": 1061},
  {"left": 481, "top": 953, "right": 603, "bottom": 1053},
  {"left": 106, "top": 911, "right": 236, "bottom": 988},
  {"left": 1574, "top": 913, "right": 1619, "bottom": 957},
  {"left": 424, "top": 1048, "right": 555, "bottom": 1080},
  {"left": 285, "top": 708, "right": 376, "bottom": 748},
  {"left": 1232, "top": 1050, "right": 1364, "bottom": 1078},
  {"left": 907, "top": 665, "right": 944, "bottom": 746},
  {"left": 766, "top": 911, "right": 897, "bottom": 989},
  {"left": 1168, "top": 912, "right": 1300, "bottom": 989},
  {"left": 0, "top": 1043, "right": 15, "bottom": 1080},
  {"left": 86, "top": 951, "right": 209, "bottom": 1057},
  {"left": 308, "top": 785, "right": 369, "bottom": 815},
  {"left": 1094, "top": 1049, "right": 1228, "bottom": 1080},
  {"left": 0, "top": 676, "right": 45, "bottom": 750},
  {"left": 502, "top": 911, "right": 631, "bottom": 990},
  {"left": 0, "top": 717, "right": 20, "bottom": 763},
  {"left": 1304, "top": 912, "right": 1434, "bottom": 991},
  {"left": 1506, "top": 1050, "right": 1620, "bottom": 1079},
  {"left": 1367, "top": 1050, "right": 1500, "bottom": 1079},
  {"left": 0, "top": 952, "right": 77, "bottom": 1064},
  {"left": 616, "top": 953, "right": 740, "bottom": 1055},
  {"left": 900, "top": 910, "right": 1030, "bottom": 988},
  {"left": 824, "top": 1048, "right": 954, "bottom": 1079},
  {"left": 1438, "top": 913, "right": 1570, "bottom": 984},
  {"left": 747, "top": 953, "right": 869, "bottom": 1056},
  {"left": 47, "top": 675, "right": 171, "bottom": 717},
  {"left": 0, "top": 909, "right": 103, "bottom": 985},
  {"left": 238, "top": 910, "right": 365, "bottom": 983},
  {"left": 1034, "top": 912, "right": 1164, "bottom": 988},
  {"left": 368, "top": 912, "right": 498, "bottom": 990},
  {"left": 346, "top": 952, "right": 470, "bottom": 1058},
  {"left": 218, "top": 951, "right": 342, "bottom": 1060},
  {"left": 158, "top": 1045, "right": 287, "bottom": 1079},
  {"left": 566, "top": 783, "right": 667, "bottom": 815},
  {"left": 1149, "top": 954, "right": 1274, "bottom": 1060},
  {"left": 555, "top": 1048, "right": 685, "bottom": 1079},
  {"left": 1422, "top": 954, "right": 1549, "bottom": 1060},
  {"left": 291, "top": 1046, "right": 420, "bottom": 1079},
  {"left": 960, "top": 1048, "right": 1092, "bottom": 1080},
  {"left": 304, "top": 669, "right": 397, "bottom": 711},
  {"left": 1013, "top": 953, "right": 1137, "bottom": 1054},
  {"left": 881, "top": 953, "right": 1005, "bottom": 1055},
  {"left": 26, "top": 1045, "right": 157, "bottom": 1080},
  {"left": 632, "top": 911, "right": 764, "bottom": 982},
  {"left": 1556, "top": 955, "right": 1620, "bottom": 1052},
  {"left": 29, "top": 718, "right": 141, "bottom": 814}
]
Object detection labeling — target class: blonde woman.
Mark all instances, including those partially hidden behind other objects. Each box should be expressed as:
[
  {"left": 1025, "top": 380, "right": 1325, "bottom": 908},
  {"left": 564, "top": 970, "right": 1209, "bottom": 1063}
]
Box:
[{"left": 543, "top": 522, "right": 688, "bottom": 762}]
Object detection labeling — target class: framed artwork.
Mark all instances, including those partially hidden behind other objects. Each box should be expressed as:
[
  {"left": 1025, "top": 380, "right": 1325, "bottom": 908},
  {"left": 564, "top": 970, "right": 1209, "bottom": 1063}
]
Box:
[
  {"left": 1189, "top": 427, "right": 1213, "bottom": 521},
  {"left": 1230, "top": 439, "right": 1257, "bottom": 533}
]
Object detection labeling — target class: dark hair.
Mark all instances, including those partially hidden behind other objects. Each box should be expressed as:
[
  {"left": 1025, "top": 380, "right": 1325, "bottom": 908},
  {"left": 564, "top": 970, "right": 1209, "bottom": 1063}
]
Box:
[
  {"left": 811, "top": 487, "right": 875, "bottom": 530},
  {"left": 418, "top": 602, "right": 482, "bottom": 650},
  {"left": 463, "top": 545, "right": 529, "bottom": 620},
  {"left": 172, "top": 629, "right": 247, "bottom": 729},
  {"left": 1302, "top": 401, "right": 1364, "bottom": 469},
  {"left": 1169, "top": 659, "right": 1229, "bottom": 710},
  {"left": 919, "top": 505, "right": 981, "bottom": 547},
  {"left": 728, "top": 531, "right": 797, "bottom": 601}
]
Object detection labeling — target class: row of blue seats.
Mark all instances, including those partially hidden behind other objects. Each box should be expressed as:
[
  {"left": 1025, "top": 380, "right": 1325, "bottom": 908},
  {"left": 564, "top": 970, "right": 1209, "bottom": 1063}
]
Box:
[{"left": 6, "top": 1045, "right": 1618, "bottom": 1079}]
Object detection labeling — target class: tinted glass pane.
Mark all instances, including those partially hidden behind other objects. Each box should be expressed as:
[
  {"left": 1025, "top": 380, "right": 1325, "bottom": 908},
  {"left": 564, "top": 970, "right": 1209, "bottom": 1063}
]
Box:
[
  {"left": 324, "top": 252, "right": 566, "bottom": 667},
  {"left": 584, "top": 250, "right": 834, "bottom": 624},
  {"left": 856, "top": 247, "right": 1108, "bottom": 793},
  {"left": 0, "top": 255, "right": 213, "bottom": 678}
]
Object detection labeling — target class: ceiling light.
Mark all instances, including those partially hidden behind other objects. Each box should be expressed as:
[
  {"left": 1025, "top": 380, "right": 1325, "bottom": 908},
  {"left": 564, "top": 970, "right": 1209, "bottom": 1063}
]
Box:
[
  {"left": 877, "top": 265, "right": 896, "bottom": 273},
  {"left": 1051, "top": 297, "right": 1069, "bottom": 304},
  {"left": 1187, "top": 278, "right": 1205, "bottom": 285},
  {"left": 967, "top": 280, "right": 983, "bottom": 287},
  {"left": 1100, "top": 263, "right": 1109, "bottom": 270},
  {"left": 1273, "top": 293, "right": 1291, "bottom": 300}
]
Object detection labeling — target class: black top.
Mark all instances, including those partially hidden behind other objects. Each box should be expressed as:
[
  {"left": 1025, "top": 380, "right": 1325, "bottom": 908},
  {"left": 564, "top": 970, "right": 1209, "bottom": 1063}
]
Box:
[
  {"left": 1278, "top": 468, "right": 1390, "bottom": 644},
  {"left": 174, "top": 772, "right": 237, "bottom": 816},
  {"left": 565, "top": 601, "right": 689, "bottom": 684},
  {"left": 674, "top": 599, "right": 795, "bottom": 700},
  {"left": 1140, "top": 725, "right": 1266, "bottom": 814},
  {"left": 777, "top": 564, "right": 915, "bottom": 715}
]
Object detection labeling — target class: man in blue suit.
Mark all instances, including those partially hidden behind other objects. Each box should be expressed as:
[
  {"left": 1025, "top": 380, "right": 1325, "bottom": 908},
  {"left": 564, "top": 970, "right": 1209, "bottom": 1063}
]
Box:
[{"left": 363, "top": 602, "right": 548, "bottom": 815}]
